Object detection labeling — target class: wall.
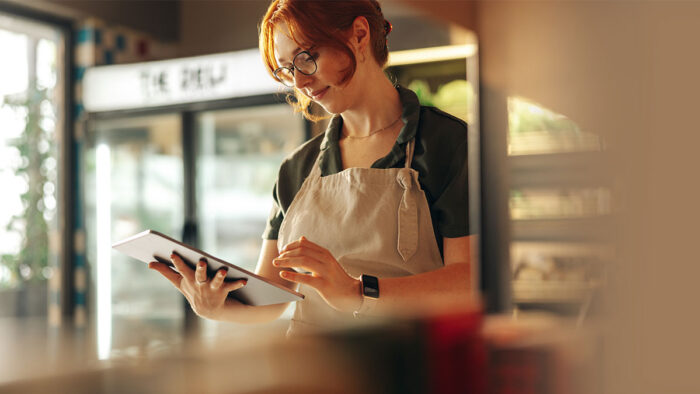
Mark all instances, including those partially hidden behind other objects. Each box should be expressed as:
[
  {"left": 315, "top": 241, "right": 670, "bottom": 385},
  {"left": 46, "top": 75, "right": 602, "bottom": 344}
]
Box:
[
  {"left": 58, "top": 0, "right": 179, "bottom": 41},
  {"left": 179, "top": 0, "right": 268, "bottom": 56},
  {"left": 1, "top": 0, "right": 180, "bottom": 41}
]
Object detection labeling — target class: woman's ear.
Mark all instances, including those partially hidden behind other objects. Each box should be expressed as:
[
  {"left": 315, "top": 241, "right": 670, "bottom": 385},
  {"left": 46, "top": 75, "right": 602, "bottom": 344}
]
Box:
[{"left": 351, "top": 16, "right": 371, "bottom": 53}]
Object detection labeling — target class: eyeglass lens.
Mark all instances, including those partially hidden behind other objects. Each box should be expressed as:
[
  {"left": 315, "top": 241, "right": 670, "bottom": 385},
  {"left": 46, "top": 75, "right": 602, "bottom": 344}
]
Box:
[{"left": 274, "top": 51, "right": 317, "bottom": 86}]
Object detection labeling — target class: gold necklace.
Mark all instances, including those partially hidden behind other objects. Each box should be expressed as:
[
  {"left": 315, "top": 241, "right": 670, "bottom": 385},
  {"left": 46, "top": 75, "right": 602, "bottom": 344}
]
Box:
[{"left": 342, "top": 115, "right": 402, "bottom": 139}]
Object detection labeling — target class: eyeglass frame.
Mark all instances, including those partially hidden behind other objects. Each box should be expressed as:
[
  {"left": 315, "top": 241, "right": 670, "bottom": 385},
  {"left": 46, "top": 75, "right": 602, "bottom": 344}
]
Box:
[{"left": 273, "top": 50, "right": 318, "bottom": 87}]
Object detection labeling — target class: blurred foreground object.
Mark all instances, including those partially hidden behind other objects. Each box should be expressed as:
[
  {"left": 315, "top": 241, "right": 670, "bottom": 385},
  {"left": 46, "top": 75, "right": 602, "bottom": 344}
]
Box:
[{"left": 1, "top": 307, "right": 597, "bottom": 394}]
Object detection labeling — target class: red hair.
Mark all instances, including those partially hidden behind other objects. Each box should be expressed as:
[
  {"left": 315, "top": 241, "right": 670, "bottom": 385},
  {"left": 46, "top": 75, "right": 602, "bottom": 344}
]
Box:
[{"left": 259, "top": 0, "right": 391, "bottom": 120}]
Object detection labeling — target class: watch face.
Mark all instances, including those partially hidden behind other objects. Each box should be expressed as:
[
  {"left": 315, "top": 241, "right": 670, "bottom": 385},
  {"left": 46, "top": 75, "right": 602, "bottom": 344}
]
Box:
[
  {"left": 364, "top": 285, "right": 379, "bottom": 298},
  {"left": 362, "top": 275, "right": 379, "bottom": 298}
]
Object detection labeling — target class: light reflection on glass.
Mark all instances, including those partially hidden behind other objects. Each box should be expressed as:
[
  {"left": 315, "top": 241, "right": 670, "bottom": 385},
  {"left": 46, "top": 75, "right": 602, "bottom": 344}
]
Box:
[
  {"left": 86, "top": 114, "right": 185, "bottom": 360},
  {"left": 507, "top": 96, "right": 602, "bottom": 156},
  {"left": 96, "top": 143, "right": 112, "bottom": 360},
  {"left": 0, "top": 28, "right": 28, "bottom": 95}
]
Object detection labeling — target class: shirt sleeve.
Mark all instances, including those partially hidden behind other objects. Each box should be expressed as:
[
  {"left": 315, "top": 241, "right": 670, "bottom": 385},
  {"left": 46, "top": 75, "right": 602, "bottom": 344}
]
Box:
[
  {"left": 262, "top": 181, "right": 284, "bottom": 240},
  {"left": 433, "top": 140, "right": 471, "bottom": 238}
]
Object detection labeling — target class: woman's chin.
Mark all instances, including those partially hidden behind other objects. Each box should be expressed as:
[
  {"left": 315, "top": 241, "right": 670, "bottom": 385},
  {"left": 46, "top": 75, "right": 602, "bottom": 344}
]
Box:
[{"left": 317, "top": 102, "right": 343, "bottom": 115}]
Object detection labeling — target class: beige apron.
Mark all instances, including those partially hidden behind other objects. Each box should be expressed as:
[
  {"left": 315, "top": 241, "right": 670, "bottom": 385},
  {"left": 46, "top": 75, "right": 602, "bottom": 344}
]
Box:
[{"left": 278, "top": 138, "right": 444, "bottom": 335}]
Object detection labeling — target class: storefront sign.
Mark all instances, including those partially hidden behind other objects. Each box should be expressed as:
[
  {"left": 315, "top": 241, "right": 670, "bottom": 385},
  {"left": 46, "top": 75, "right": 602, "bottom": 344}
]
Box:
[{"left": 83, "top": 49, "right": 283, "bottom": 112}]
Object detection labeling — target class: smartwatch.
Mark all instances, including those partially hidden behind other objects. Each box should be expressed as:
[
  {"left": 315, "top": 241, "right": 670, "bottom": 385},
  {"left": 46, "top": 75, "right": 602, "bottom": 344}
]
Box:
[
  {"left": 361, "top": 274, "right": 379, "bottom": 298},
  {"left": 354, "top": 274, "right": 379, "bottom": 318}
]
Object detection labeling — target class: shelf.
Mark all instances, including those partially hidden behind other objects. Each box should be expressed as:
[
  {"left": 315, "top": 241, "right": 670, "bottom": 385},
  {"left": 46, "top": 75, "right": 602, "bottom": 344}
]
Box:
[
  {"left": 509, "top": 151, "right": 611, "bottom": 188},
  {"left": 512, "top": 280, "right": 601, "bottom": 304},
  {"left": 511, "top": 216, "right": 614, "bottom": 242}
]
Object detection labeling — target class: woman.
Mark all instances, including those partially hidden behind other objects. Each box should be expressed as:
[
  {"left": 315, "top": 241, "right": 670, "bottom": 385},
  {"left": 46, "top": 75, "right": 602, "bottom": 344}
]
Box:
[{"left": 149, "top": 0, "right": 475, "bottom": 335}]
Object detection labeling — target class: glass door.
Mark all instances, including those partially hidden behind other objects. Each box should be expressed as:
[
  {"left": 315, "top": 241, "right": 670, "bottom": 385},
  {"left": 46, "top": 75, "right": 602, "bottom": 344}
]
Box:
[
  {"left": 84, "top": 114, "right": 185, "bottom": 359},
  {"left": 195, "top": 103, "right": 307, "bottom": 337}
]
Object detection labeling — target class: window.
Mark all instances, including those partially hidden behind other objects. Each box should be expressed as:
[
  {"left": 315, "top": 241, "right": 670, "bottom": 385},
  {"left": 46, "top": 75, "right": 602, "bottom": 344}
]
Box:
[{"left": 0, "top": 10, "right": 67, "bottom": 318}]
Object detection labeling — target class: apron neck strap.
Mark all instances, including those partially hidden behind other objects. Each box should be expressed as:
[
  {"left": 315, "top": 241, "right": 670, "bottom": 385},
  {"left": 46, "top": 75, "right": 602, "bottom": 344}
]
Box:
[
  {"left": 310, "top": 150, "right": 323, "bottom": 178},
  {"left": 404, "top": 139, "right": 415, "bottom": 168}
]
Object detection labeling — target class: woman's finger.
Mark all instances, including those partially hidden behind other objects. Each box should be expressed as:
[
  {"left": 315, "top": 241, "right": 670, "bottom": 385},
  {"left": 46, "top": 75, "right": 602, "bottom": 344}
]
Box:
[
  {"left": 273, "top": 256, "right": 323, "bottom": 274},
  {"left": 210, "top": 268, "right": 227, "bottom": 290},
  {"left": 277, "top": 246, "right": 330, "bottom": 267},
  {"left": 195, "top": 259, "right": 208, "bottom": 285},
  {"left": 279, "top": 270, "right": 321, "bottom": 288},
  {"left": 222, "top": 278, "right": 248, "bottom": 293},
  {"left": 170, "top": 253, "right": 195, "bottom": 282},
  {"left": 148, "top": 261, "right": 182, "bottom": 288},
  {"left": 281, "top": 236, "right": 327, "bottom": 255}
]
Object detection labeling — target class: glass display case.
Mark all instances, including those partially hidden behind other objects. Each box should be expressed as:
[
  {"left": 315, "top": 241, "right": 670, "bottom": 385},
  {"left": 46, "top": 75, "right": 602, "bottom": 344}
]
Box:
[
  {"left": 194, "top": 103, "right": 307, "bottom": 336},
  {"left": 84, "top": 114, "right": 186, "bottom": 357},
  {"left": 196, "top": 104, "right": 306, "bottom": 273},
  {"left": 84, "top": 96, "right": 307, "bottom": 355},
  {"left": 385, "top": 44, "right": 477, "bottom": 125},
  {"left": 507, "top": 97, "right": 612, "bottom": 315}
]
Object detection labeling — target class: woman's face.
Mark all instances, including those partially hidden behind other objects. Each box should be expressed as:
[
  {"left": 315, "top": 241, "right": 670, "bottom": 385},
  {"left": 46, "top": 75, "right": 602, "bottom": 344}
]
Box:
[{"left": 273, "top": 23, "right": 358, "bottom": 115}]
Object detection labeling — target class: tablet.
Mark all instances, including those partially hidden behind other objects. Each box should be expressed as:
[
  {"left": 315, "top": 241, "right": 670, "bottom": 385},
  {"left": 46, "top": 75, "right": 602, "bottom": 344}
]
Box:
[{"left": 112, "top": 229, "right": 304, "bottom": 306}]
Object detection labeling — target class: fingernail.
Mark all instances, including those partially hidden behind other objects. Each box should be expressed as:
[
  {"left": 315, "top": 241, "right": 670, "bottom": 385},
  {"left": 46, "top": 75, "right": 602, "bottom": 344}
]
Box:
[
  {"left": 272, "top": 259, "right": 279, "bottom": 266},
  {"left": 199, "top": 262, "right": 206, "bottom": 268},
  {"left": 219, "top": 270, "right": 226, "bottom": 276},
  {"left": 280, "top": 271, "right": 288, "bottom": 278}
]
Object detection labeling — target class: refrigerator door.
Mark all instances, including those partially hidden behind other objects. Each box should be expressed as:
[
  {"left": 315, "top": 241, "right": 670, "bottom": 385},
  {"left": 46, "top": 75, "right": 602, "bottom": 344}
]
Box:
[
  {"left": 195, "top": 103, "right": 306, "bottom": 334},
  {"left": 85, "top": 114, "right": 185, "bottom": 358},
  {"left": 195, "top": 104, "right": 306, "bottom": 272}
]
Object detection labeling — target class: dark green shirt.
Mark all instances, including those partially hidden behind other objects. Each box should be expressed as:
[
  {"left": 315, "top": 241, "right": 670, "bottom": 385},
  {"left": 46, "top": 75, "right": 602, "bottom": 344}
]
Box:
[{"left": 263, "top": 85, "right": 471, "bottom": 258}]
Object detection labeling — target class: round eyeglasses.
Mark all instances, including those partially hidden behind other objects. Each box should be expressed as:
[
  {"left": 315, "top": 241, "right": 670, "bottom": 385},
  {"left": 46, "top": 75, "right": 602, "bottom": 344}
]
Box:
[{"left": 273, "top": 50, "right": 318, "bottom": 87}]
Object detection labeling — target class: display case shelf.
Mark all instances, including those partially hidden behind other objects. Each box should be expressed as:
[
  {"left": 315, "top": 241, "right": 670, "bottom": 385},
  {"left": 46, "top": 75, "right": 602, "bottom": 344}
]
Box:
[
  {"left": 506, "top": 97, "right": 612, "bottom": 309},
  {"left": 512, "top": 216, "right": 614, "bottom": 242},
  {"left": 512, "top": 280, "right": 602, "bottom": 304},
  {"left": 509, "top": 151, "right": 611, "bottom": 188}
]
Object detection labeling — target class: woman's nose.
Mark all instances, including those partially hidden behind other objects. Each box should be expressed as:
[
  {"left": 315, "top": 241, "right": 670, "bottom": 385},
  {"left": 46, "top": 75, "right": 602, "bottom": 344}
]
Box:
[{"left": 293, "top": 71, "right": 312, "bottom": 89}]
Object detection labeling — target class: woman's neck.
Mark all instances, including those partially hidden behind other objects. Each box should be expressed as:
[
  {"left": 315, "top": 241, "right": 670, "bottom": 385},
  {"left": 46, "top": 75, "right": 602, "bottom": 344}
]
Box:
[{"left": 341, "top": 73, "right": 402, "bottom": 139}]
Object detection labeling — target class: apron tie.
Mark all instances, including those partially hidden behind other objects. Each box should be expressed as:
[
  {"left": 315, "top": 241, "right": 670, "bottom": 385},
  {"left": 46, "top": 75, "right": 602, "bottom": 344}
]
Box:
[{"left": 396, "top": 168, "right": 419, "bottom": 262}]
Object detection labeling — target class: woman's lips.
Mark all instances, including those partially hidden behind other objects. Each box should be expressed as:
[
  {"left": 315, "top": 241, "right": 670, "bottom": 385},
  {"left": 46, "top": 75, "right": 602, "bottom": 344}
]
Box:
[{"left": 310, "top": 87, "right": 329, "bottom": 100}]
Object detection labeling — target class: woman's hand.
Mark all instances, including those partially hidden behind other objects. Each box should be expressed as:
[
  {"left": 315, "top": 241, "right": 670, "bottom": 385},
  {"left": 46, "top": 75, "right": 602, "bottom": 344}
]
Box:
[
  {"left": 148, "top": 254, "right": 247, "bottom": 320},
  {"left": 274, "top": 236, "right": 362, "bottom": 313}
]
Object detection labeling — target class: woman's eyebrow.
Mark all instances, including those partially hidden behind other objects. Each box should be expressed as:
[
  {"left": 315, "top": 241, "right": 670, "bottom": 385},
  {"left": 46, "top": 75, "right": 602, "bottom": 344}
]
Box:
[{"left": 277, "top": 47, "right": 301, "bottom": 65}]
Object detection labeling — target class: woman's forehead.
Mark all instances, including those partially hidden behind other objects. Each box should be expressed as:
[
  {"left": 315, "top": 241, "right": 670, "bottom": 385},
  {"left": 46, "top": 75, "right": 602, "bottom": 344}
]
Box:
[
  {"left": 274, "top": 24, "right": 298, "bottom": 61},
  {"left": 273, "top": 22, "right": 311, "bottom": 64}
]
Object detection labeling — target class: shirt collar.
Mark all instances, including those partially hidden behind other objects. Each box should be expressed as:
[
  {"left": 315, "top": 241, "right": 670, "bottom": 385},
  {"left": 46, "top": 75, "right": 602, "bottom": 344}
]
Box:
[{"left": 396, "top": 84, "right": 421, "bottom": 144}]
